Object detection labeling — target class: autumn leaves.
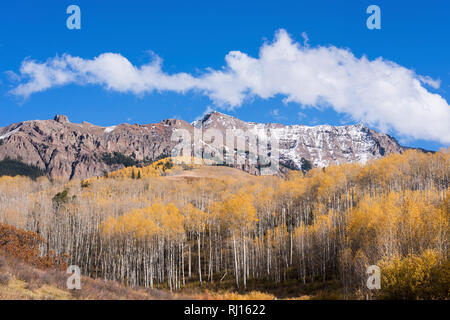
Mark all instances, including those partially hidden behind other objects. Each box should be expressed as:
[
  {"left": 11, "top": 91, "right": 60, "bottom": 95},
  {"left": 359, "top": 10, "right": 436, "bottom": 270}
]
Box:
[{"left": 0, "top": 148, "right": 448, "bottom": 298}]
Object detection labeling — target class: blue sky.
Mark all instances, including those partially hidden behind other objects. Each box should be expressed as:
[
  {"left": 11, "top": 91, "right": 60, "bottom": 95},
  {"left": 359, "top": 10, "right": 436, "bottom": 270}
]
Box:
[{"left": 0, "top": 0, "right": 449, "bottom": 150}]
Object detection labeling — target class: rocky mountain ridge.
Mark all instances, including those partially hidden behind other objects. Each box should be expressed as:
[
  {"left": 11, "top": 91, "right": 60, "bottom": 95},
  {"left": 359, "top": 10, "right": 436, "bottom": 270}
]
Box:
[{"left": 0, "top": 112, "right": 409, "bottom": 180}]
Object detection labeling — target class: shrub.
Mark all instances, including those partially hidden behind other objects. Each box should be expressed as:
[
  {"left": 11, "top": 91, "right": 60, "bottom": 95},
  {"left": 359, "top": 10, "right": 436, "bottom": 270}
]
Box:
[
  {"left": 0, "top": 255, "right": 6, "bottom": 269},
  {"left": 52, "top": 189, "right": 70, "bottom": 207},
  {"left": 0, "top": 223, "right": 67, "bottom": 270},
  {"left": 377, "top": 250, "right": 450, "bottom": 300},
  {"left": 26, "top": 279, "right": 44, "bottom": 290},
  {"left": 80, "top": 180, "right": 90, "bottom": 188},
  {"left": 199, "top": 290, "right": 275, "bottom": 300},
  {"left": 0, "top": 272, "right": 11, "bottom": 285}
]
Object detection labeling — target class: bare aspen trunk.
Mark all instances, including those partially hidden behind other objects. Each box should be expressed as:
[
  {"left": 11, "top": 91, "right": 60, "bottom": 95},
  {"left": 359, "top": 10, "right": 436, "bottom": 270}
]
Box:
[
  {"left": 243, "top": 236, "right": 247, "bottom": 289},
  {"left": 188, "top": 243, "right": 191, "bottom": 278},
  {"left": 233, "top": 234, "right": 239, "bottom": 288},
  {"left": 197, "top": 232, "right": 202, "bottom": 285}
]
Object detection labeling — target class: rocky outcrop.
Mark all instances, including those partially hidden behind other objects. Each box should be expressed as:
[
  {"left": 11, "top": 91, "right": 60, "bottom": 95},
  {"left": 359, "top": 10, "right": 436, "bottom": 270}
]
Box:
[
  {"left": 54, "top": 114, "right": 70, "bottom": 124},
  {"left": 0, "top": 112, "right": 410, "bottom": 180}
]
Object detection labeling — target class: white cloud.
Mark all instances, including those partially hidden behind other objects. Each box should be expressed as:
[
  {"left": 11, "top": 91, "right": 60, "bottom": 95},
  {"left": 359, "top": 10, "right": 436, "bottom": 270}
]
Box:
[
  {"left": 9, "top": 29, "right": 450, "bottom": 144},
  {"left": 271, "top": 108, "right": 280, "bottom": 116},
  {"left": 195, "top": 105, "right": 215, "bottom": 121},
  {"left": 298, "top": 111, "right": 307, "bottom": 120},
  {"left": 418, "top": 75, "right": 441, "bottom": 89},
  {"left": 270, "top": 108, "right": 288, "bottom": 121},
  {"left": 301, "top": 32, "right": 310, "bottom": 47}
]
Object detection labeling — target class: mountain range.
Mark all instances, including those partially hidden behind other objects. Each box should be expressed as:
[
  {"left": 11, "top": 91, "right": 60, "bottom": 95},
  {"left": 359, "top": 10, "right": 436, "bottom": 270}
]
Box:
[{"left": 0, "top": 111, "right": 411, "bottom": 180}]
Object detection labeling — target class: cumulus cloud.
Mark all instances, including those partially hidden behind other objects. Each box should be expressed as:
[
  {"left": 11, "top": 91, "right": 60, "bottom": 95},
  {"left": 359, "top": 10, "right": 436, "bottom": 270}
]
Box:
[{"left": 9, "top": 29, "right": 450, "bottom": 143}]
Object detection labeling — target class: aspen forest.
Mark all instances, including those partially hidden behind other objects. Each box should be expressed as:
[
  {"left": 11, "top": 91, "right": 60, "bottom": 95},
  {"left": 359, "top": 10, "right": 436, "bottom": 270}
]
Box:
[{"left": 0, "top": 149, "right": 449, "bottom": 299}]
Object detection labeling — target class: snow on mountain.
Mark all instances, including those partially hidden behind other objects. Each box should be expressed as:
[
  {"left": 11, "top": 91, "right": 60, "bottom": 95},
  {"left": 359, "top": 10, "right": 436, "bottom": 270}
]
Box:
[
  {"left": 0, "top": 112, "right": 408, "bottom": 180},
  {"left": 193, "top": 111, "right": 405, "bottom": 170}
]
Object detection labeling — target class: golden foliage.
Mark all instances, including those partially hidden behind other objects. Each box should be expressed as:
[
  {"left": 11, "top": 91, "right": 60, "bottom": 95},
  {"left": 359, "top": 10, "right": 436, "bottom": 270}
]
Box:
[
  {"left": 0, "top": 149, "right": 448, "bottom": 298},
  {"left": 102, "top": 202, "right": 185, "bottom": 240},
  {"left": 377, "top": 250, "right": 449, "bottom": 299}
]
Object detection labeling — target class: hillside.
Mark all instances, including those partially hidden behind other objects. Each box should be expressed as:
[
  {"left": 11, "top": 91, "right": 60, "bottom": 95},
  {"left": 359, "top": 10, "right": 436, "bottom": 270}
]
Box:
[
  {"left": 166, "top": 165, "right": 252, "bottom": 180},
  {"left": 0, "top": 222, "right": 277, "bottom": 300},
  {"left": 100, "top": 157, "right": 252, "bottom": 180},
  {"left": 0, "top": 254, "right": 176, "bottom": 300},
  {"left": 0, "top": 149, "right": 448, "bottom": 300}
]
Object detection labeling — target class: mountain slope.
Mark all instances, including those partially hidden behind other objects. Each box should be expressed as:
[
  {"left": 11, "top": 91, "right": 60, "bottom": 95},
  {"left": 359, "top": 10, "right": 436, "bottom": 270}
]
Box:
[
  {"left": 0, "top": 112, "right": 409, "bottom": 180},
  {"left": 193, "top": 111, "right": 406, "bottom": 169}
]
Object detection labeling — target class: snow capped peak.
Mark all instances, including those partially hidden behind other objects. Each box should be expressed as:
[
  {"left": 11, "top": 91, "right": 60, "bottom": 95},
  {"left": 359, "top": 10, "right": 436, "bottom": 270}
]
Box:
[
  {"left": 188, "top": 112, "right": 404, "bottom": 170},
  {"left": 192, "top": 111, "right": 243, "bottom": 129}
]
